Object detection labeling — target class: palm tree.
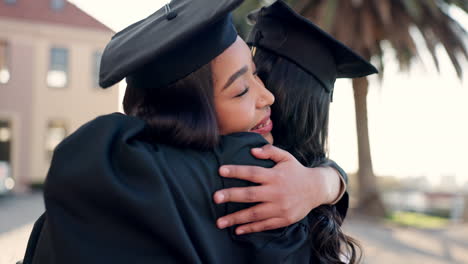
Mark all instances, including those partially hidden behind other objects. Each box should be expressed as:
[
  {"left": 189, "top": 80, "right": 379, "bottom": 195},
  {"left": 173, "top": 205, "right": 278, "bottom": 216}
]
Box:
[{"left": 234, "top": 0, "right": 467, "bottom": 217}]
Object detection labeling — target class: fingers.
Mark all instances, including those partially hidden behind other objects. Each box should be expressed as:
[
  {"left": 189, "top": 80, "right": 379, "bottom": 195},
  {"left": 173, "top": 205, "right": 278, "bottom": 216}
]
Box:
[
  {"left": 235, "top": 218, "right": 289, "bottom": 235},
  {"left": 219, "top": 165, "right": 272, "bottom": 183},
  {"left": 216, "top": 203, "right": 276, "bottom": 229},
  {"left": 250, "top": 144, "right": 292, "bottom": 163},
  {"left": 214, "top": 186, "right": 270, "bottom": 204}
]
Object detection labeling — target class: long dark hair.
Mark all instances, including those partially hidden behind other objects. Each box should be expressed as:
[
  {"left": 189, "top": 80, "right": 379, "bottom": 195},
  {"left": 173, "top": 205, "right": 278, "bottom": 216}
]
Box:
[
  {"left": 123, "top": 63, "right": 219, "bottom": 150},
  {"left": 254, "top": 49, "right": 362, "bottom": 264}
]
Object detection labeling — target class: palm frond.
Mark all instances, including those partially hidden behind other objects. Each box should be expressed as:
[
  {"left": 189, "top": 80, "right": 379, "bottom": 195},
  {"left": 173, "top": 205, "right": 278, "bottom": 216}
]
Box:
[
  {"left": 233, "top": 0, "right": 467, "bottom": 80},
  {"left": 440, "top": 0, "right": 468, "bottom": 12}
]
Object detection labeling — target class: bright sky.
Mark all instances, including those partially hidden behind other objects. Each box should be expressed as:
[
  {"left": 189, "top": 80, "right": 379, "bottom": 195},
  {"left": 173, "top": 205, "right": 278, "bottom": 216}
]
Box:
[{"left": 69, "top": 0, "right": 468, "bottom": 188}]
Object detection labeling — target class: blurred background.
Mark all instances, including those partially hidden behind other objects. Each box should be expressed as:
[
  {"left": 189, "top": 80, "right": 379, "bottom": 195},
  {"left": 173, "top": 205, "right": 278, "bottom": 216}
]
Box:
[{"left": 0, "top": 0, "right": 467, "bottom": 263}]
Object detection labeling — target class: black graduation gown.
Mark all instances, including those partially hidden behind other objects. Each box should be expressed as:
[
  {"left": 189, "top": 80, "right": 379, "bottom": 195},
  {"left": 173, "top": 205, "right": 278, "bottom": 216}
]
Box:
[{"left": 22, "top": 113, "right": 348, "bottom": 264}]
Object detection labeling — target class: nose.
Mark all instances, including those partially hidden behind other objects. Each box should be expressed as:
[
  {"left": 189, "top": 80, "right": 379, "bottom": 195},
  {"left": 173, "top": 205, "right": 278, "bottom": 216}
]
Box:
[{"left": 255, "top": 78, "right": 275, "bottom": 108}]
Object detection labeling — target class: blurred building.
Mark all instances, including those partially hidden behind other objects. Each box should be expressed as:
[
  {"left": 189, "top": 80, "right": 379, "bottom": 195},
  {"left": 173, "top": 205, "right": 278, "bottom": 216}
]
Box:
[
  {"left": 383, "top": 189, "right": 466, "bottom": 221},
  {"left": 383, "top": 190, "right": 428, "bottom": 213},
  {"left": 0, "top": 0, "right": 119, "bottom": 191}
]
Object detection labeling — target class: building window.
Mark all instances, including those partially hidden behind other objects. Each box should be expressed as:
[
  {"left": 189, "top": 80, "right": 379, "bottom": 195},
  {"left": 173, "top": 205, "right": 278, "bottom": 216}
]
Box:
[
  {"left": 4, "top": 0, "right": 16, "bottom": 5},
  {"left": 0, "top": 120, "right": 12, "bottom": 156},
  {"left": 0, "top": 40, "right": 10, "bottom": 84},
  {"left": 45, "top": 120, "right": 67, "bottom": 159},
  {"left": 93, "top": 51, "right": 102, "bottom": 88},
  {"left": 47, "top": 47, "right": 69, "bottom": 88},
  {"left": 50, "top": 0, "right": 65, "bottom": 11},
  {"left": 0, "top": 120, "right": 14, "bottom": 192}
]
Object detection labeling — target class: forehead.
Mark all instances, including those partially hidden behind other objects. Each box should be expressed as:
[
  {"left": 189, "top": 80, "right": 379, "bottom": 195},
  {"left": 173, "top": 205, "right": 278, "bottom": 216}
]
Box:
[{"left": 211, "top": 37, "right": 253, "bottom": 78}]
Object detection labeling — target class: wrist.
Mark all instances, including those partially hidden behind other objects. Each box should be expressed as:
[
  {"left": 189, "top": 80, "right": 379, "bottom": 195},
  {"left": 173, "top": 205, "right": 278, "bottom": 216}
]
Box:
[
  {"left": 305, "top": 167, "right": 333, "bottom": 206},
  {"left": 318, "top": 167, "right": 341, "bottom": 205}
]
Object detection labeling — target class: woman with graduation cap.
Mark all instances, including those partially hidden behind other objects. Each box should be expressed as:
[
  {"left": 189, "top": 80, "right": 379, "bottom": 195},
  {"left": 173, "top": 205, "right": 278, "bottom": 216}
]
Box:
[
  {"left": 22, "top": 0, "right": 377, "bottom": 263},
  {"left": 242, "top": 1, "right": 379, "bottom": 262}
]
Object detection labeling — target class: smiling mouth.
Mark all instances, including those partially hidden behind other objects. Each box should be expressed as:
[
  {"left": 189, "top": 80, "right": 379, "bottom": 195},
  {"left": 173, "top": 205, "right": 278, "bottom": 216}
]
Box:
[
  {"left": 252, "top": 119, "right": 272, "bottom": 130},
  {"left": 250, "top": 114, "right": 273, "bottom": 135}
]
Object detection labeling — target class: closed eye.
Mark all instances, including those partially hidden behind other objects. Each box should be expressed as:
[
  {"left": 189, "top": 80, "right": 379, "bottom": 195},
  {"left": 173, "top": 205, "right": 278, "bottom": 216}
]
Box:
[{"left": 235, "top": 87, "right": 249, "bottom": 98}]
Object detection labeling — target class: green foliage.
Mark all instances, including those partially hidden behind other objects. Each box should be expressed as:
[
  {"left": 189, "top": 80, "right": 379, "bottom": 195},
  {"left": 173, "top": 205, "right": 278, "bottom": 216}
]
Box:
[{"left": 386, "top": 211, "right": 449, "bottom": 229}]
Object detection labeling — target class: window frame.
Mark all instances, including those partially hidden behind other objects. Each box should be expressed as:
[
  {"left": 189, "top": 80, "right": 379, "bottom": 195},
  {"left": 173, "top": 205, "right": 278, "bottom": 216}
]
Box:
[
  {"left": 50, "top": 0, "right": 65, "bottom": 11},
  {"left": 47, "top": 46, "right": 69, "bottom": 89},
  {"left": 0, "top": 40, "right": 11, "bottom": 85},
  {"left": 44, "top": 119, "right": 68, "bottom": 160},
  {"left": 4, "top": 0, "right": 17, "bottom": 5},
  {"left": 92, "top": 50, "right": 103, "bottom": 89}
]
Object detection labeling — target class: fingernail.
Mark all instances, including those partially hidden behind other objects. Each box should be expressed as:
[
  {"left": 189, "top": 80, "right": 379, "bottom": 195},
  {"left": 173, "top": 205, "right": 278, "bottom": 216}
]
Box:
[
  {"left": 215, "top": 192, "right": 224, "bottom": 203},
  {"left": 252, "top": 148, "right": 262, "bottom": 152},
  {"left": 220, "top": 167, "right": 230, "bottom": 175},
  {"left": 218, "top": 219, "right": 228, "bottom": 229},
  {"left": 236, "top": 229, "right": 245, "bottom": 235}
]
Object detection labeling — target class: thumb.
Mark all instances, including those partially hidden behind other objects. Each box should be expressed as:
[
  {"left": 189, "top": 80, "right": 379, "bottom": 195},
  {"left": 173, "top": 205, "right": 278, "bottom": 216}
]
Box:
[{"left": 251, "top": 144, "right": 292, "bottom": 163}]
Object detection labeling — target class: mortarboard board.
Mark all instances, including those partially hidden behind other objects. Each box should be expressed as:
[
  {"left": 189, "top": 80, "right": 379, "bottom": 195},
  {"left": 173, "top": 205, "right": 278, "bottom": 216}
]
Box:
[
  {"left": 246, "top": 0, "right": 378, "bottom": 94},
  {"left": 99, "top": 0, "right": 244, "bottom": 89}
]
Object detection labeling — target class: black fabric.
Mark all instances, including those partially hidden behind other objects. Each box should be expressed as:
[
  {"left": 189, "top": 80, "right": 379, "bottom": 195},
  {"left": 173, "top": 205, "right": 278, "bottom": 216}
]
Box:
[
  {"left": 22, "top": 213, "right": 46, "bottom": 264},
  {"left": 23, "top": 113, "right": 314, "bottom": 264},
  {"left": 99, "top": 0, "right": 243, "bottom": 89},
  {"left": 246, "top": 0, "right": 378, "bottom": 93}
]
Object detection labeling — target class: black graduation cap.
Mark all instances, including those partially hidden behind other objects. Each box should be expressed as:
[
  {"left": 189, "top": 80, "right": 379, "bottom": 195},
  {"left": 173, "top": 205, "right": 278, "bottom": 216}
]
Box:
[
  {"left": 99, "top": 0, "right": 244, "bottom": 89},
  {"left": 246, "top": 0, "right": 378, "bottom": 94}
]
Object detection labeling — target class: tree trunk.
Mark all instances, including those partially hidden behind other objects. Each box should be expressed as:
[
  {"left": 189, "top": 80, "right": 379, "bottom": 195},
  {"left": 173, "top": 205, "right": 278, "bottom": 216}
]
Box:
[{"left": 353, "top": 77, "right": 386, "bottom": 217}]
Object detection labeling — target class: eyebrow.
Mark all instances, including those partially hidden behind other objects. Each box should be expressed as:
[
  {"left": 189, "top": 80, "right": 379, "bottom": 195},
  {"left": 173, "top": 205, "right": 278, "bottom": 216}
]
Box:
[{"left": 222, "top": 65, "right": 249, "bottom": 90}]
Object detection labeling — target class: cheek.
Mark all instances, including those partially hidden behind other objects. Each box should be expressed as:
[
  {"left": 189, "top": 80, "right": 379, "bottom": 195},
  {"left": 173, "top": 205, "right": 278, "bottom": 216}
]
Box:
[{"left": 215, "top": 99, "right": 256, "bottom": 134}]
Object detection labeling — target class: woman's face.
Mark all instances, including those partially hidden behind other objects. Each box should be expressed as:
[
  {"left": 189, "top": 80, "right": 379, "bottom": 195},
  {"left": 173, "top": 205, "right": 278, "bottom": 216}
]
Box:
[{"left": 212, "top": 37, "right": 275, "bottom": 144}]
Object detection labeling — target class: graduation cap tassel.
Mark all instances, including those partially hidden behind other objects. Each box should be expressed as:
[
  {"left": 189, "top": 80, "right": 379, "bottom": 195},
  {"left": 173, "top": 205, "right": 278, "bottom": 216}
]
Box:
[
  {"left": 251, "top": 31, "right": 264, "bottom": 57},
  {"left": 251, "top": 46, "right": 257, "bottom": 56}
]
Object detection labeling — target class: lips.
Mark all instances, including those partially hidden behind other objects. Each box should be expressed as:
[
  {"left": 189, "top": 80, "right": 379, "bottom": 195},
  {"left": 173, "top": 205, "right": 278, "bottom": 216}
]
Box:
[{"left": 250, "top": 111, "right": 273, "bottom": 135}]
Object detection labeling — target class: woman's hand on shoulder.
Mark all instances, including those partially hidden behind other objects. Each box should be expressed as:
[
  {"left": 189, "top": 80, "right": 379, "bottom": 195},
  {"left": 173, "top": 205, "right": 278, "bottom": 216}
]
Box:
[{"left": 213, "top": 144, "right": 335, "bottom": 235}]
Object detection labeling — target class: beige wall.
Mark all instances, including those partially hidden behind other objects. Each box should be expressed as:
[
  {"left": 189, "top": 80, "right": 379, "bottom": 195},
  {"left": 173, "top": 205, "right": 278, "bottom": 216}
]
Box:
[
  {"left": 0, "top": 24, "right": 36, "bottom": 186},
  {"left": 0, "top": 18, "right": 119, "bottom": 186}
]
